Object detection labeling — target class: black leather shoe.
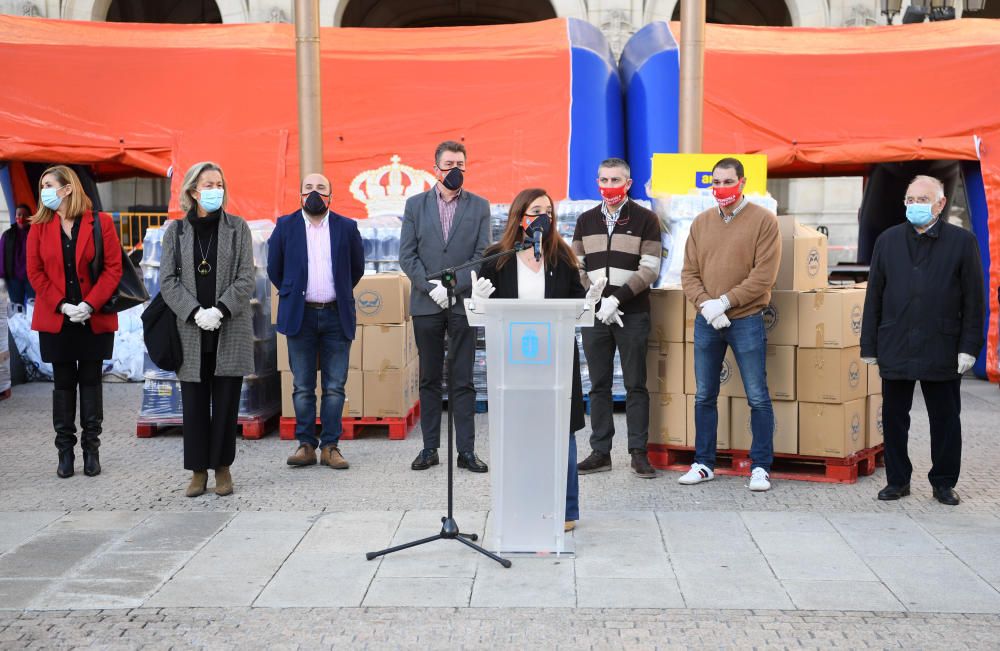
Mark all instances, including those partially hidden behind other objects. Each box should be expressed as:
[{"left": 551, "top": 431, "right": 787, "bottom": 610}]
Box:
[
  {"left": 57, "top": 450, "right": 75, "bottom": 479},
  {"left": 457, "top": 451, "right": 488, "bottom": 473},
  {"left": 83, "top": 450, "right": 101, "bottom": 477},
  {"left": 411, "top": 448, "right": 439, "bottom": 471},
  {"left": 933, "top": 486, "right": 960, "bottom": 506},
  {"left": 877, "top": 484, "right": 910, "bottom": 501},
  {"left": 577, "top": 450, "right": 612, "bottom": 474},
  {"left": 629, "top": 449, "right": 657, "bottom": 478}
]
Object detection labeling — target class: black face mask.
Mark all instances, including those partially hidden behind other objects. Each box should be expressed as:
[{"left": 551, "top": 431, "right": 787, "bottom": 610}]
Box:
[
  {"left": 302, "top": 190, "right": 331, "bottom": 216},
  {"left": 441, "top": 168, "right": 464, "bottom": 191},
  {"left": 523, "top": 213, "right": 551, "bottom": 238}
]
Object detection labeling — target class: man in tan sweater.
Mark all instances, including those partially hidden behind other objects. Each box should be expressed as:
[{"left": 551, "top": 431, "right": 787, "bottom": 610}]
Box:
[{"left": 680, "top": 158, "right": 782, "bottom": 491}]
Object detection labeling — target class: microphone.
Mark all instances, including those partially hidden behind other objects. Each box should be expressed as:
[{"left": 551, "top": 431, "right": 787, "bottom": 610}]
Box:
[{"left": 532, "top": 228, "right": 542, "bottom": 262}]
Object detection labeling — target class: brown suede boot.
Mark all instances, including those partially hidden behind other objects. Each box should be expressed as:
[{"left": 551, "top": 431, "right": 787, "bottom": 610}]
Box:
[
  {"left": 286, "top": 443, "right": 317, "bottom": 467},
  {"left": 320, "top": 445, "right": 349, "bottom": 469},
  {"left": 214, "top": 466, "right": 233, "bottom": 496},
  {"left": 186, "top": 471, "right": 208, "bottom": 497}
]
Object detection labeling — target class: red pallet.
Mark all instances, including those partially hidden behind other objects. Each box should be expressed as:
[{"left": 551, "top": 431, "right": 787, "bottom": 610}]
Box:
[
  {"left": 136, "top": 409, "right": 278, "bottom": 440},
  {"left": 647, "top": 443, "right": 885, "bottom": 484},
  {"left": 279, "top": 401, "right": 420, "bottom": 441},
  {"left": 0, "top": 388, "right": 10, "bottom": 401}
]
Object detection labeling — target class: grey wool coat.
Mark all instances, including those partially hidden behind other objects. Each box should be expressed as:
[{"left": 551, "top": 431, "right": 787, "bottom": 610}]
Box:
[{"left": 159, "top": 213, "right": 256, "bottom": 383}]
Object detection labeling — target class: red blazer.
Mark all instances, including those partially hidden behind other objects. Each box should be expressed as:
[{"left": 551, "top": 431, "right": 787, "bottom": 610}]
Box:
[{"left": 27, "top": 211, "right": 122, "bottom": 334}]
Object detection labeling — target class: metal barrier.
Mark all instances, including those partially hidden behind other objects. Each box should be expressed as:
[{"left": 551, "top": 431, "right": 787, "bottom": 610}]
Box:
[{"left": 111, "top": 212, "right": 168, "bottom": 252}]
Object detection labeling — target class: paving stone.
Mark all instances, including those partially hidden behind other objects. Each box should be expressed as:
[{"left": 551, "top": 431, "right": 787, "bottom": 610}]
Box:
[
  {"left": 781, "top": 580, "right": 905, "bottom": 611},
  {"left": 671, "top": 553, "right": 795, "bottom": 610},
  {"left": 362, "top": 577, "right": 473, "bottom": 607},
  {"left": 576, "top": 578, "right": 685, "bottom": 609},
  {"left": 254, "top": 552, "right": 375, "bottom": 608}
]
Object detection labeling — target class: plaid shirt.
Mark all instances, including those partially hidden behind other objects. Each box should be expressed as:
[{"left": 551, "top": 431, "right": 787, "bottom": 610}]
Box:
[{"left": 436, "top": 185, "right": 461, "bottom": 242}]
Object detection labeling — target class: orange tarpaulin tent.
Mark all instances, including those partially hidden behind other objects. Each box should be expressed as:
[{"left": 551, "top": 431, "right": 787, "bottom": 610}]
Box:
[
  {"left": 0, "top": 15, "right": 573, "bottom": 219},
  {"left": 676, "top": 20, "right": 1000, "bottom": 381}
]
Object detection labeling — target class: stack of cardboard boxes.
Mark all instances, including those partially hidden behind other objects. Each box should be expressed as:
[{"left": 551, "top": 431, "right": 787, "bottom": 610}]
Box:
[
  {"left": 276, "top": 272, "right": 419, "bottom": 422},
  {"left": 647, "top": 217, "right": 883, "bottom": 459}
]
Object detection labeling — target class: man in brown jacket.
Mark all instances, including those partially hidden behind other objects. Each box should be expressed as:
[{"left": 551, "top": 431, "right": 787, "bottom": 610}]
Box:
[{"left": 679, "top": 158, "right": 782, "bottom": 491}]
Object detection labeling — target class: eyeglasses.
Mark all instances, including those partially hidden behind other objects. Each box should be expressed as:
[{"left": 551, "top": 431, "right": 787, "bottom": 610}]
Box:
[{"left": 903, "top": 195, "right": 935, "bottom": 205}]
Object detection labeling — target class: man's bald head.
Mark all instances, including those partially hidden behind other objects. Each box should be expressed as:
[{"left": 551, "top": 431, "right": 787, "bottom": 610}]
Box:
[{"left": 302, "top": 173, "right": 331, "bottom": 195}]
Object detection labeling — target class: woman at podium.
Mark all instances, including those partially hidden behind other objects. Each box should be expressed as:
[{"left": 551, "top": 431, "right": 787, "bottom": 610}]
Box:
[{"left": 473, "top": 188, "right": 605, "bottom": 532}]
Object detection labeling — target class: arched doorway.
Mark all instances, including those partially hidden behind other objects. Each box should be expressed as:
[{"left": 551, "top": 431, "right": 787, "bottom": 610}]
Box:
[
  {"left": 669, "top": 0, "right": 792, "bottom": 26},
  {"left": 105, "top": 0, "right": 222, "bottom": 23},
  {"left": 338, "top": 0, "right": 557, "bottom": 27}
]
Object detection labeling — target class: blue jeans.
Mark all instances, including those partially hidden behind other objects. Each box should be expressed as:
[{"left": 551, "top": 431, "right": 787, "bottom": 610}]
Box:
[
  {"left": 287, "top": 305, "right": 351, "bottom": 449},
  {"left": 566, "top": 432, "right": 579, "bottom": 522},
  {"left": 694, "top": 312, "right": 774, "bottom": 472}
]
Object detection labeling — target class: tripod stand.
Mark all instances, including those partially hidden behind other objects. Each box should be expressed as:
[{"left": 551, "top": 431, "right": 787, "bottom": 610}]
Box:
[{"left": 365, "top": 246, "right": 528, "bottom": 569}]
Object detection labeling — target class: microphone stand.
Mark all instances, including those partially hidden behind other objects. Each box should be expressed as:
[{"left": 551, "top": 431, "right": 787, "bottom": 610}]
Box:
[{"left": 366, "top": 242, "right": 531, "bottom": 569}]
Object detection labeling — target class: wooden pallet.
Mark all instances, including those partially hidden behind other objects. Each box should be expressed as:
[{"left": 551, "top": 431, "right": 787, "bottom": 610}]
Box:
[
  {"left": 136, "top": 408, "right": 279, "bottom": 440},
  {"left": 279, "top": 400, "right": 420, "bottom": 441},
  {"left": 647, "top": 443, "right": 885, "bottom": 484}
]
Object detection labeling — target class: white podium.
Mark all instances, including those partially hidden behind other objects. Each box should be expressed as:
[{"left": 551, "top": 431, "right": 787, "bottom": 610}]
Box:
[{"left": 466, "top": 297, "right": 594, "bottom": 555}]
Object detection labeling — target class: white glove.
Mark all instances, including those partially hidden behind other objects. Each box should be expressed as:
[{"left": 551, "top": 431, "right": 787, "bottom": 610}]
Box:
[
  {"left": 470, "top": 271, "right": 495, "bottom": 304},
  {"left": 700, "top": 297, "right": 728, "bottom": 323},
  {"left": 68, "top": 302, "right": 93, "bottom": 323},
  {"left": 710, "top": 313, "right": 731, "bottom": 330},
  {"left": 861, "top": 357, "right": 877, "bottom": 366},
  {"left": 596, "top": 295, "right": 624, "bottom": 327},
  {"left": 60, "top": 302, "right": 79, "bottom": 318},
  {"left": 194, "top": 307, "right": 223, "bottom": 331},
  {"left": 585, "top": 277, "right": 608, "bottom": 309},
  {"left": 958, "top": 353, "right": 976, "bottom": 374},
  {"left": 428, "top": 280, "right": 452, "bottom": 310}
]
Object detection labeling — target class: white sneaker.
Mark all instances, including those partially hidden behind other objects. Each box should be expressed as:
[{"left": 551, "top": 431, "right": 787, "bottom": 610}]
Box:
[
  {"left": 749, "top": 467, "right": 771, "bottom": 492},
  {"left": 678, "top": 463, "right": 714, "bottom": 485}
]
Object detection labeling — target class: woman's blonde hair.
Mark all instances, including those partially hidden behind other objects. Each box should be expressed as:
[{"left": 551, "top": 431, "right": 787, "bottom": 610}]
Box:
[
  {"left": 179, "top": 161, "right": 228, "bottom": 213},
  {"left": 31, "top": 165, "right": 92, "bottom": 225}
]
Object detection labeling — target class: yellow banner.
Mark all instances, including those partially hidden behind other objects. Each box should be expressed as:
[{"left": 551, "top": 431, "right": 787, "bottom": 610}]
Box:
[{"left": 650, "top": 153, "right": 768, "bottom": 196}]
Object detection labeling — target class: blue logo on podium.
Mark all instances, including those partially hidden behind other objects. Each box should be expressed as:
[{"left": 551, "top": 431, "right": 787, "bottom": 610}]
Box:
[{"left": 509, "top": 322, "right": 551, "bottom": 365}]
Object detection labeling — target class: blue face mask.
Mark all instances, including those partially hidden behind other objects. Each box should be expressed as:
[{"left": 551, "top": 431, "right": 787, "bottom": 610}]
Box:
[
  {"left": 905, "top": 203, "right": 935, "bottom": 227},
  {"left": 40, "top": 187, "right": 63, "bottom": 211},
  {"left": 197, "top": 188, "right": 224, "bottom": 213}
]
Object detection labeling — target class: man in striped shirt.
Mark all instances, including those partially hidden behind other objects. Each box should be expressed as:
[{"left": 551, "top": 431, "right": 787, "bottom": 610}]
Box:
[{"left": 573, "top": 158, "right": 663, "bottom": 478}]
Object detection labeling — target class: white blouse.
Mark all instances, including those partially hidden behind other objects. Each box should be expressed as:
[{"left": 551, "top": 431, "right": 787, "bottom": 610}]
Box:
[{"left": 516, "top": 254, "right": 545, "bottom": 300}]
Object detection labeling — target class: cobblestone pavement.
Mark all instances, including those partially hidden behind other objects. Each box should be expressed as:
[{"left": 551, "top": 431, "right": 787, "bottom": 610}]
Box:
[{"left": 1, "top": 379, "right": 998, "bottom": 514}]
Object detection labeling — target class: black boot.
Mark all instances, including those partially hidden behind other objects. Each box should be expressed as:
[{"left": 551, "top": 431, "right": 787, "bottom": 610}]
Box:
[
  {"left": 53, "top": 389, "right": 77, "bottom": 478},
  {"left": 79, "top": 384, "right": 103, "bottom": 477}
]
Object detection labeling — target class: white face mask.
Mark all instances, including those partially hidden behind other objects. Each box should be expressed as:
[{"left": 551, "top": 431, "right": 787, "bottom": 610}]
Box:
[{"left": 40, "top": 186, "right": 66, "bottom": 210}]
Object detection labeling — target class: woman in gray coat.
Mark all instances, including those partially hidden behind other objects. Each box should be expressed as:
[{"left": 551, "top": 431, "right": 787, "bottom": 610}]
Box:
[{"left": 160, "top": 161, "right": 255, "bottom": 497}]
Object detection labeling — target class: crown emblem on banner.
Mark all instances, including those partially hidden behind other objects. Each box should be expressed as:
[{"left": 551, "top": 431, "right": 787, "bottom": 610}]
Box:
[{"left": 350, "top": 155, "right": 437, "bottom": 219}]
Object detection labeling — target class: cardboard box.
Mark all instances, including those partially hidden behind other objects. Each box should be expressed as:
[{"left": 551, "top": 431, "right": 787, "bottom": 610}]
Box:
[
  {"left": 363, "top": 322, "right": 416, "bottom": 371},
  {"left": 730, "top": 398, "right": 798, "bottom": 454},
  {"left": 799, "top": 399, "right": 866, "bottom": 457},
  {"left": 684, "top": 299, "right": 696, "bottom": 343},
  {"left": 685, "top": 394, "right": 730, "bottom": 449},
  {"left": 868, "top": 362, "right": 881, "bottom": 395},
  {"left": 775, "top": 223, "right": 828, "bottom": 291},
  {"left": 649, "top": 287, "right": 687, "bottom": 346},
  {"left": 685, "top": 343, "right": 794, "bottom": 401},
  {"left": 354, "top": 272, "right": 411, "bottom": 325},
  {"left": 796, "top": 346, "right": 866, "bottom": 404},
  {"left": 646, "top": 343, "right": 684, "bottom": 395},
  {"left": 683, "top": 343, "right": 742, "bottom": 397},
  {"left": 278, "top": 331, "right": 363, "bottom": 373},
  {"left": 346, "top": 370, "right": 363, "bottom": 417},
  {"left": 648, "top": 393, "right": 686, "bottom": 446},
  {"left": 280, "top": 371, "right": 358, "bottom": 418},
  {"left": 797, "top": 287, "right": 865, "bottom": 349},
  {"left": 363, "top": 361, "right": 416, "bottom": 417},
  {"left": 763, "top": 290, "right": 799, "bottom": 346},
  {"left": 867, "top": 394, "right": 883, "bottom": 448}
]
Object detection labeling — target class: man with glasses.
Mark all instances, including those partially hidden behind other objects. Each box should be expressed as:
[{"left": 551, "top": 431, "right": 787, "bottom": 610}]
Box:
[
  {"left": 400, "top": 141, "right": 491, "bottom": 473},
  {"left": 268, "top": 172, "right": 365, "bottom": 470},
  {"left": 861, "top": 175, "right": 984, "bottom": 506},
  {"left": 680, "top": 157, "right": 781, "bottom": 492},
  {"left": 573, "top": 157, "right": 663, "bottom": 479}
]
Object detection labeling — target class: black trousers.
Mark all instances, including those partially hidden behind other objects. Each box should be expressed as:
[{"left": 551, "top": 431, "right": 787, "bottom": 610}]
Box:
[
  {"left": 413, "top": 310, "right": 477, "bottom": 453},
  {"left": 882, "top": 378, "right": 962, "bottom": 489},
  {"left": 52, "top": 360, "right": 102, "bottom": 390},
  {"left": 581, "top": 311, "right": 651, "bottom": 453},
  {"left": 180, "top": 353, "right": 243, "bottom": 472}
]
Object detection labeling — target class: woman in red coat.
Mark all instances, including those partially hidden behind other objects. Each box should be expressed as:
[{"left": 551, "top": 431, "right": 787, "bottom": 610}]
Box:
[{"left": 27, "top": 165, "right": 122, "bottom": 479}]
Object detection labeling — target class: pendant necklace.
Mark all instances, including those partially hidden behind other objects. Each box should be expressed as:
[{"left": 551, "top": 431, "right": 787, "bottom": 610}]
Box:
[{"left": 196, "top": 232, "right": 214, "bottom": 276}]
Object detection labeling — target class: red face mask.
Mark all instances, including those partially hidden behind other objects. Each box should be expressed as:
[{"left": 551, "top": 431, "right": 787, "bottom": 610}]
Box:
[
  {"left": 712, "top": 181, "right": 743, "bottom": 207},
  {"left": 15, "top": 216, "right": 28, "bottom": 227},
  {"left": 599, "top": 185, "right": 628, "bottom": 206}
]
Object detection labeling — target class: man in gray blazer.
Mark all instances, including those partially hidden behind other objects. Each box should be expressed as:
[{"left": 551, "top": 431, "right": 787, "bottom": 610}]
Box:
[{"left": 399, "top": 141, "right": 491, "bottom": 473}]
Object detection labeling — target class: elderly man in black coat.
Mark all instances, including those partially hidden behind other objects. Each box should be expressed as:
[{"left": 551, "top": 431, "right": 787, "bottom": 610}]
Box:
[{"left": 861, "top": 175, "right": 985, "bottom": 506}]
